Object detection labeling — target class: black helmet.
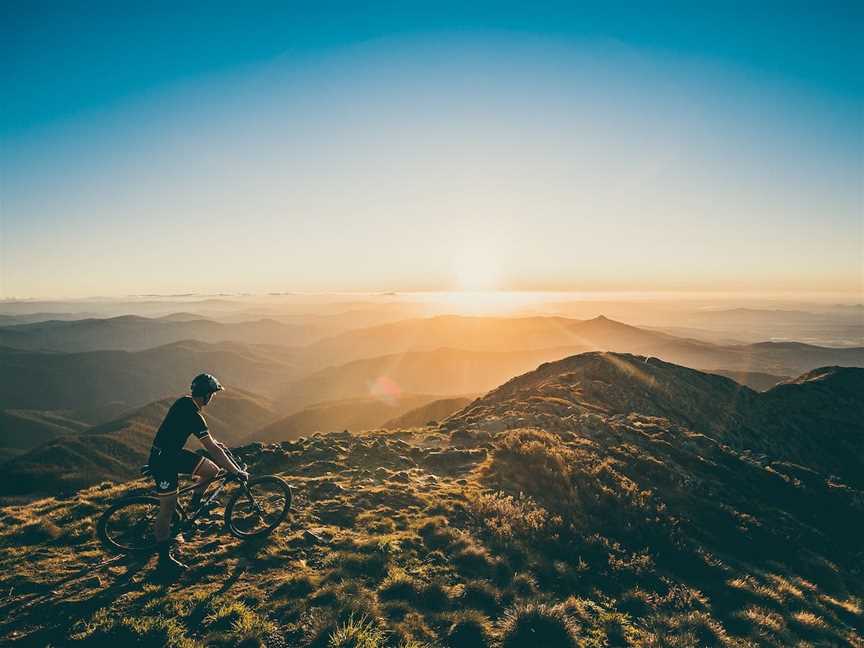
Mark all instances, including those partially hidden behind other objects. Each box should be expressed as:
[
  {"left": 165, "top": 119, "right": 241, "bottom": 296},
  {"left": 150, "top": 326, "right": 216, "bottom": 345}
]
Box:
[{"left": 191, "top": 373, "right": 224, "bottom": 397}]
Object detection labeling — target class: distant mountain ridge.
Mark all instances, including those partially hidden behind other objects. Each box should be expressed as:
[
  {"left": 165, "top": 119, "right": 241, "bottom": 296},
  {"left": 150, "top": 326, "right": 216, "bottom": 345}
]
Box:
[
  {"left": 0, "top": 314, "right": 315, "bottom": 352},
  {"left": 0, "top": 410, "right": 90, "bottom": 452},
  {"left": 277, "top": 346, "right": 591, "bottom": 412},
  {"left": 0, "top": 387, "right": 278, "bottom": 497},
  {"left": 303, "top": 314, "right": 864, "bottom": 376},
  {"left": 0, "top": 340, "right": 295, "bottom": 411},
  {"left": 382, "top": 397, "right": 475, "bottom": 428},
  {"left": 249, "top": 394, "right": 448, "bottom": 444}
]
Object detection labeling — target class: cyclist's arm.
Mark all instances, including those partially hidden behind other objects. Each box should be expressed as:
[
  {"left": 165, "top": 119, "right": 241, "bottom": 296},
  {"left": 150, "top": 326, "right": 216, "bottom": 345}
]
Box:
[{"left": 199, "top": 434, "right": 243, "bottom": 474}]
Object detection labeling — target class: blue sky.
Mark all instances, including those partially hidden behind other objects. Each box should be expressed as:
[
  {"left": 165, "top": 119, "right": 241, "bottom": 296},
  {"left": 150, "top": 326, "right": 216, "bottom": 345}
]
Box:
[{"left": 1, "top": 1, "right": 862, "bottom": 297}]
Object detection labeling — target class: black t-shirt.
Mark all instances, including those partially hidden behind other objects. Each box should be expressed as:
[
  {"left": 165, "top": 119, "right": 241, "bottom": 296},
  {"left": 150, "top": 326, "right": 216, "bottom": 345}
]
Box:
[{"left": 152, "top": 396, "right": 209, "bottom": 454}]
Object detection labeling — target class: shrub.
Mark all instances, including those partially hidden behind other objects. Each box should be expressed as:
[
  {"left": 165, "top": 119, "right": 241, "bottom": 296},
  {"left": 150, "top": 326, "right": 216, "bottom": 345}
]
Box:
[
  {"left": 446, "top": 610, "right": 492, "bottom": 648},
  {"left": 15, "top": 520, "right": 63, "bottom": 545},
  {"left": 379, "top": 570, "right": 422, "bottom": 603},
  {"left": 203, "top": 599, "right": 276, "bottom": 646},
  {"left": 378, "top": 568, "right": 449, "bottom": 611},
  {"left": 500, "top": 603, "right": 579, "bottom": 648},
  {"left": 483, "top": 429, "right": 587, "bottom": 524},
  {"left": 332, "top": 551, "right": 388, "bottom": 580},
  {"left": 273, "top": 574, "right": 317, "bottom": 599},
  {"left": 382, "top": 600, "right": 412, "bottom": 621},
  {"left": 328, "top": 614, "right": 387, "bottom": 648},
  {"left": 509, "top": 573, "right": 538, "bottom": 598},
  {"left": 70, "top": 608, "right": 195, "bottom": 647},
  {"left": 417, "top": 517, "right": 463, "bottom": 551},
  {"left": 467, "top": 491, "right": 551, "bottom": 542},
  {"left": 456, "top": 580, "right": 500, "bottom": 614},
  {"left": 453, "top": 545, "right": 496, "bottom": 579},
  {"left": 415, "top": 580, "right": 450, "bottom": 612}
]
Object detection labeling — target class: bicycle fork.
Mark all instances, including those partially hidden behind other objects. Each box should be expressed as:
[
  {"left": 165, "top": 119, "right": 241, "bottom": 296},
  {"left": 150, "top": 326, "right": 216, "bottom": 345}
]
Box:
[{"left": 241, "top": 483, "right": 266, "bottom": 521}]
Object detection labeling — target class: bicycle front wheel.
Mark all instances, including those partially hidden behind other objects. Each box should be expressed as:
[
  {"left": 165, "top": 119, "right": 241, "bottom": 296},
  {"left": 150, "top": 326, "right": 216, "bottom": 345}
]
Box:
[
  {"left": 224, "top": 476, "right": 292, "bottom": 539},
  {"left": 97, "top": 496, "right": 185, "bottom": 553}
]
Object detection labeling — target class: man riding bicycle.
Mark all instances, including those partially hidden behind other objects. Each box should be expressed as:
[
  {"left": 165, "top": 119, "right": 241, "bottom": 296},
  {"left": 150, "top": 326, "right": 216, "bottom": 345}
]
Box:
[{"left": 149, "top": 373, "right": 248, "bottom": 572}]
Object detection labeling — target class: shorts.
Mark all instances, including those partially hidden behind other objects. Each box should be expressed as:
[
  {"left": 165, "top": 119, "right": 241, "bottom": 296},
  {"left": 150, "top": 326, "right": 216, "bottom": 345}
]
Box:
[{"left": 149, "top": 447, "right": 206, "bottom": 497}]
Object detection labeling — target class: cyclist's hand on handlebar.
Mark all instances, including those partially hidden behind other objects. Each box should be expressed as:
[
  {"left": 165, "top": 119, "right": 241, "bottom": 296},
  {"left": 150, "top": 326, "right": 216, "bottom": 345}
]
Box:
[{"left": 233, "top": 469, "right": 249, "bottom": 482}]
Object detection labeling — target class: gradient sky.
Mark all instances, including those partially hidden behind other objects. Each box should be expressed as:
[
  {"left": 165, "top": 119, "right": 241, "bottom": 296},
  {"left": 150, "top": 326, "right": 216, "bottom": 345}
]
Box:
[{"left": 1, "top": 1, "right": 862, "bottom": 298}]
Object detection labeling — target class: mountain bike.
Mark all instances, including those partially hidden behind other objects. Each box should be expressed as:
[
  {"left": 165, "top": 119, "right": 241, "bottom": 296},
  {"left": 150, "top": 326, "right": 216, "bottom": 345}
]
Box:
[{"left": 97, "top": 448, "right": 292, "bottom": 553}]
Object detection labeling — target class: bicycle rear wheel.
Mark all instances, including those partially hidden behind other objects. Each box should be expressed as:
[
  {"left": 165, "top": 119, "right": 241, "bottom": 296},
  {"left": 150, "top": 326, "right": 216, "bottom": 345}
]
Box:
[
  {"left": 97, "top": 496, "right": 185, "bottom": 553},
  {"left": 224, "top": 476, "right": 292, "bottom": 539}
]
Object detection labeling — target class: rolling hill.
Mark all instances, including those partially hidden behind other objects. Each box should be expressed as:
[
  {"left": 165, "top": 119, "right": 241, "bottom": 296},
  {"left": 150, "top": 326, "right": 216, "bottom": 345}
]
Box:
[
  {"left": 708, "top": 369, "right": 789, "bottom": 391},
  {"left": 0, "top": 340, "right": 295, "bottom": 412},
  {"left": 303, "top": 314, "right": 864, "bottom": 376},
  {"left": 248, "top": 394, "right": 448, "bottom": 444},
  {"left": 0, "top": 315, "right": 312, "bottom": 352},
  {"left": 0, "top": 387, "right": 279, "bottom": 497},
  {"left": 277, "top": 346, "right": 591, "bottom": 412},
  {"left": 382, "top": 396, "right": 475, "bottom": 428},
  {"left": 445, "top": 351, "right": 864, "bottom": 487},
  {"left": 301, "top": 314, "right": 651, "bottom": 365},
  {"left": 0, "top": 409, "right": 90, "bottom": 452}
]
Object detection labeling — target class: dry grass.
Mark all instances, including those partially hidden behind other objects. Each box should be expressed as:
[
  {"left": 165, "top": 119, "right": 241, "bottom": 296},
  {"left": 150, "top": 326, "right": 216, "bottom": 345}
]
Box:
[{"left": 1, "top": 425, "right": 862, "bottom": 648}]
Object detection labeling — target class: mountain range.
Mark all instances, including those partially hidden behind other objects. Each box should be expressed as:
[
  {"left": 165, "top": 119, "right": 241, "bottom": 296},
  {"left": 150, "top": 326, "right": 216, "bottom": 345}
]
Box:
[
  {"left": 0, "top": 315, "right": 314, "bottom": 352},
  {"left": 2, "top": 312, "right": 863, "bottom": 501}
]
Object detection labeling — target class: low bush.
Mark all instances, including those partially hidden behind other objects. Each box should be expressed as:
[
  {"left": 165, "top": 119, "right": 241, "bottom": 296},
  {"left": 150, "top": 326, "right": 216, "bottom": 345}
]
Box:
[
  {"left": 379, "top": 570, "right": 422, "bottom": 603},
  {"left": 452, "top": 544, "right": 497, "bottom": 579},
  {"left": 70, "top": 608, "right": 195, "bottom": 647},
  {"left": 417, "top": 516, "right": 463, "bottom": 551},
  {"left": 331, "top": 551, "right": 389, "bottom": 580},
  {"left": 328, "top": 613, "right": 387, "bottom": 648},
  {"left": 455, "top": 580, "right": 500, "bottom": 614},
  {"left": 485, "top": 429, "right": 581, "bottom": 512},
  {"left": 202, "top": 598, "right": 276, "bottom": 647},
  {"left": 467, "top": 490, "right": 552, "bottom": 542},
  {"left": 446, "top": 610, "right": 492, "bottom": 648},
  {"left": 273, "top": 573, "right": 318, "bottom": 599},
  {"left": 500, "top": 603, "right": 579, "bottom": 648},
  {"left": 14, "top": 519, "right": 63, "bottom": 545}
]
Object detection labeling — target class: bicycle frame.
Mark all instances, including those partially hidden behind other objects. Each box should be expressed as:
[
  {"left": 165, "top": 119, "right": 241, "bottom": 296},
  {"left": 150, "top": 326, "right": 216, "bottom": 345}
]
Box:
[
  {"left": 179, "top": 472, "right": 230, "bottom": 518},
  {"left": 174, "top": 448, "right": 258, "bottom": 521},
  {"left": 178, "top": 473, "right": 264, "bottom": 526}
]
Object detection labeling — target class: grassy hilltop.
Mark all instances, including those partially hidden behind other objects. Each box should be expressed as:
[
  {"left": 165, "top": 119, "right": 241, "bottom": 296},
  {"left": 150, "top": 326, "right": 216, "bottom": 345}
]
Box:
[{"left": 1, "top": 352, "right": 862, "bottom": 647}]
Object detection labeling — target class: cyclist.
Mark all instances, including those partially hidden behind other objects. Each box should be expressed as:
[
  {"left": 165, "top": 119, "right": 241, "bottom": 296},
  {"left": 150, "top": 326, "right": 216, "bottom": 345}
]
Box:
[{"left": 149, "top": 373, "right": 248, "bottom": 572}]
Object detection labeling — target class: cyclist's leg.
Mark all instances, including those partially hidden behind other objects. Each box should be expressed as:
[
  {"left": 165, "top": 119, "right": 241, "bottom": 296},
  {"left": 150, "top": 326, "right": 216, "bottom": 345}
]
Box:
[
  {"left": 155, "top": 491, "right": 179, "bottom": 543},
  {"left": 155, "top": 492, "right": 186, "bottom": 571},
  {"left": 149, "top": 457, "right": 187, "bottom": 570},
  {"left": 193, "top": 458, "right": 219, "bottom": 489},
  {"left": 178, "top": 450, "right": 218, "bottom": 509},
  {"left": 150, "top": 455, "right": 180, "bottom": 543}
]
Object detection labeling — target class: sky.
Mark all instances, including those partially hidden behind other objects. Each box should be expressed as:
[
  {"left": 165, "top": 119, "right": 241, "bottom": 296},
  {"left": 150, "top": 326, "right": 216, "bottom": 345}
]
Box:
[{"left": 1, "top": 1, "right": 862, "bottom": 299}]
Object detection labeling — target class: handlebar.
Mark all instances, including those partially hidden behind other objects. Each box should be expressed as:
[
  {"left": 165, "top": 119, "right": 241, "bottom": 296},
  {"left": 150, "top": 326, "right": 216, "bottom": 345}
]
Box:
[{"left": 221, "top": 446, "right": 248, "bottom": 474}]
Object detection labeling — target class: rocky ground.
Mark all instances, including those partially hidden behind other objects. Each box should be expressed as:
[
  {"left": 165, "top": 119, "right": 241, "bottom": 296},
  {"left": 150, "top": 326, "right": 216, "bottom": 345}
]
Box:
[{"left": 1, "top": 353, "right": 862, "bottom": 647}]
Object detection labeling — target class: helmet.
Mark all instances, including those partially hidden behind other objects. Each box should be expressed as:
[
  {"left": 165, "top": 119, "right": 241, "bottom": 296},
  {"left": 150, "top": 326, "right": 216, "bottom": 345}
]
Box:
[{"left": 191, "top": 373, "right": 224, "bottom": 398}]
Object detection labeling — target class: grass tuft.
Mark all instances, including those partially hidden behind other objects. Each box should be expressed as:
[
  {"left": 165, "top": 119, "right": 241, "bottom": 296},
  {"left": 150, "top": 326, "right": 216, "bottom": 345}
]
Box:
[
  {"left": 500, "top": 602, "right": 580, "bottom": 648},
  {"left": 328, "top": 613, "right": 387, "bottom": 648}
]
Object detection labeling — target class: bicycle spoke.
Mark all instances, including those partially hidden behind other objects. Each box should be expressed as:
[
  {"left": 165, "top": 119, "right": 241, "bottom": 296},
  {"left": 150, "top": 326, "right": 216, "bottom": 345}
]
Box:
[{"left": 101, "top": 500, "right": 182, "bottom": 552}]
